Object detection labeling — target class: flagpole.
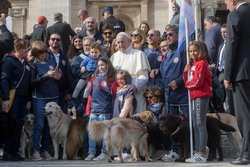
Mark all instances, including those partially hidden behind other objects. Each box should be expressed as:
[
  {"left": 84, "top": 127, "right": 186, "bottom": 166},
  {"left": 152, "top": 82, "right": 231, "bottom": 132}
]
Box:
[
  {"left": 194, "top": 0, "right": 200, "bottom": 40},
  {"left": 185, "top": 18, "right": 194, "bottom": 158}
]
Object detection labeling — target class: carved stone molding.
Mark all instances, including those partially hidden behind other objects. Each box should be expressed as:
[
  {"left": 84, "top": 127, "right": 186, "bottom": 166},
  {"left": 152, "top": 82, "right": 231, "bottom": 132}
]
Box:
[
  {"left": 8, "top": 7, "right": 26, "bottom": 18},
  {"left": 201, "top": 0, "right": 218, "bottom": 16}
]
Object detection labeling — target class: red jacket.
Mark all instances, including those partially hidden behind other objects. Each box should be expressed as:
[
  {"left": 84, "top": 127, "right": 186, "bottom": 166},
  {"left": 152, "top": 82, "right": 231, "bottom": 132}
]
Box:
[{"left": 183, "top": 59, "right": 212, "bottom": 100}]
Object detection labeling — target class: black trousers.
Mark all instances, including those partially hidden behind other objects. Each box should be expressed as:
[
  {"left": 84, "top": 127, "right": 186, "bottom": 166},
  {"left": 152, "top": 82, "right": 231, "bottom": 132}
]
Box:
[
  {"left": 233, "top": 80, "right": 250, "bottom": 157},
  {"left": 4, "top": 95, "right": 27, "bottom": 154}
]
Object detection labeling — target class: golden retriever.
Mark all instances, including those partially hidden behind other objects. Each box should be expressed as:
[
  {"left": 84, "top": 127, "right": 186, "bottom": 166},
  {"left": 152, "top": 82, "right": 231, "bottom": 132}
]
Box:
[
  {"left": 88, "top": 117, "right": 149, "bottom": 162},
  {"left": 44, "top": 102, "right": 72, "bottom": 160}
]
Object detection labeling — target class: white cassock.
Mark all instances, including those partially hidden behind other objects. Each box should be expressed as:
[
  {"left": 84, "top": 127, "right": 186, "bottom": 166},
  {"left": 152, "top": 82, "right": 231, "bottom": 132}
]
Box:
[{"left": 111, "top": 46, "right": 151, "bottom": 113}]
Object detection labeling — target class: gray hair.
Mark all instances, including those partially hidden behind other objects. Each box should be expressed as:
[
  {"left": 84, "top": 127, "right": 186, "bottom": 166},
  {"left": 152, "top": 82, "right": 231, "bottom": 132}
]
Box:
[{"left": 116, "top": 32, "right": 130, "bottom": 39}]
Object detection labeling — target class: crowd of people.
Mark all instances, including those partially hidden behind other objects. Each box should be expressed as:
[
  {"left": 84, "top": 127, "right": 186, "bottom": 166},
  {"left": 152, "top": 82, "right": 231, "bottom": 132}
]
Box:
[{"left": 0, "top": 0, "right": 250, "bottom": 165}]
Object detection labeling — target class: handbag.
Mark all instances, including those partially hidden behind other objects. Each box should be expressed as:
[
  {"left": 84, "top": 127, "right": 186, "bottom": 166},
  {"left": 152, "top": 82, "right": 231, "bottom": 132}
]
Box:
[{"left": 4, "top": 63, "right": 26, "bottom": 113}]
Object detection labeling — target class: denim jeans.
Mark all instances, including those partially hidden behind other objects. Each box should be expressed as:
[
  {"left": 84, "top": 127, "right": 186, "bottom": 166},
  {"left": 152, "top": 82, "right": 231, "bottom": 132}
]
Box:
[
  {"left": 88, "top": 113, "right": 111, "bottom": 155},
  {"left": 32, "top": 98, "right": 58, "bottom": 151},
  {"left": 168, "top": 104, "right": 189, "bottom": 116}
]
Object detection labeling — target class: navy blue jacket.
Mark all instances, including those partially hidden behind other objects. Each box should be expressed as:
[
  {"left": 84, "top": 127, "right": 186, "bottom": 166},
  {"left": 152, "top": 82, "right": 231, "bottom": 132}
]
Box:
[
  {"left": 90, "top": 76, "right": 113, "bottom": 115},
  {"left": 1, "top": 55, "right": 31, "bottom": 100},
  {"left": 160, "top": 42, "right": 188, "bottom": 104},
  {"left": 143, "top": 47, "right": 162, "bottom": 70},
  {"left": 31, "top": 61, "right": 59, "bottom": 99},
  {"left": 204, "top": 24, "right": 223, "bottom": 64},
  {"left": 81, "top": 30, "right": 103, "bottom": 44},
  {"left": 46, "top": 49, "right": 72, "bottom": 93}
]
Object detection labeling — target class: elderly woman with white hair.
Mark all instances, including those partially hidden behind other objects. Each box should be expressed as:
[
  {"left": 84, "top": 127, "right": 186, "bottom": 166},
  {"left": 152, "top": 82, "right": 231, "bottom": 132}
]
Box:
[{"left": 110, "top": 32, "right": 151, "bottom": 113}]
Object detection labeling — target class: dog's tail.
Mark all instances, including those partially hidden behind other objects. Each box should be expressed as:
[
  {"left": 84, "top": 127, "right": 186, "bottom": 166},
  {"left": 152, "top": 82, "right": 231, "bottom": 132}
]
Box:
[
  {"left": 88, "top": 120, "right": 109, "bottom": 141},
  {"left": 219, "top": 121, "right": 235, "bottom": 132}
]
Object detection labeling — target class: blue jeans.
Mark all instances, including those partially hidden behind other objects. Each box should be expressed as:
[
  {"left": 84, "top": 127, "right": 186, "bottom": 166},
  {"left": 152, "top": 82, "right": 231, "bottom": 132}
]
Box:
[
  {"left": 168, "top": 104, "right": 189, "bottom": 116},
  {"left": 88, "top": 113, "right": 111, "bottom": 155},
  {"left": 32, "top": 98, "right": 58, "bottom": 151}
]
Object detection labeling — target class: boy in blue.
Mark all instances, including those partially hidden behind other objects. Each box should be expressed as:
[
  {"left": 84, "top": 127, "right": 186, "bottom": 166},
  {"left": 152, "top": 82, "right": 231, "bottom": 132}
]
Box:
[{"left": 72, "top": 42, "right": 100, "bottom": 100}]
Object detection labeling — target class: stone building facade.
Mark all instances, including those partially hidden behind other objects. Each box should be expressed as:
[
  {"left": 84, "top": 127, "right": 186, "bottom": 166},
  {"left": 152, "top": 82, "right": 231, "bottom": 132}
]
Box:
[{"left": 2, "top": 0, "right": 250, "bottom": 37}]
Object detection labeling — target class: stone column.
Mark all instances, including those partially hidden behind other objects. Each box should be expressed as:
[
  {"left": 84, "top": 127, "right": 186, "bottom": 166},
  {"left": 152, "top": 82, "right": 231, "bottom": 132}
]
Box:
[
  {"left": 8, "top": 7, "right": 27, "bottom": 37},
  {"left": 141, "top": 0, "right": 149, "bottom": 22}
]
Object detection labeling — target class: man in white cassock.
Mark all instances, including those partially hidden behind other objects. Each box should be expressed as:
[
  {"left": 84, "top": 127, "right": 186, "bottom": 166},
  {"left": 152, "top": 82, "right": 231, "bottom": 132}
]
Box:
[{"left": 111, "top": 32, "right": 151, "bottom": 113}]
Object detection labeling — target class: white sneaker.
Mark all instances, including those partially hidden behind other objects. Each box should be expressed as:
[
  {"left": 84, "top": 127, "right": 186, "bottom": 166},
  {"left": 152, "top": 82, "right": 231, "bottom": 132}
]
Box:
[
  {"left": 41, "top": 151, "right": 52, "bottom": 160},
  {"left": 33, "top": 151, "right": 43, "bottom": 161},
  {"left": 114, "top": 153, "right": 132, "bottom": 162},
  {"left": 93, "top": 153, "right": 107, "bottom": 161},
  {"left": 0, "top": 148, "right": 3, "bottom": 157},
  {"left": 185, "top": 155, "right": 207, "bottom": 163},
  {"left": 161, "top": 150, "right": 179, "bottom": 162},
  {"left": 84, "top": 153, "right": 95, "bottom": 161}
]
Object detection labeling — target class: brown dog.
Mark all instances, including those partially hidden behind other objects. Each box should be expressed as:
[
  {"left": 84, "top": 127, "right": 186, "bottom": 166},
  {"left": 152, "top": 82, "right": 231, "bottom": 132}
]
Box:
[
  {"left": 66, "top": 117, "right": 87, "bottom": 160},
  {"left": 207, "top": 112, "right": 242, "bottom": 157},
  {"left": 88, "top": 117, "right": 149, "bottom": 162}
]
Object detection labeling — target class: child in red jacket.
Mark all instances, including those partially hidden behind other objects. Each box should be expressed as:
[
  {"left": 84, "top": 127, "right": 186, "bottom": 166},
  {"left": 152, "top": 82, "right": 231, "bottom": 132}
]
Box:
[{"left": 183, "top": 41, "right": 212, "bottom": 163}]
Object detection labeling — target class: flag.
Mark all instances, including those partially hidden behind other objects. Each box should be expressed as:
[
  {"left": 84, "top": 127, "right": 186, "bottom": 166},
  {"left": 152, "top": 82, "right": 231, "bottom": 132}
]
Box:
[{"left": 177, "top": 0, "right": 195, "bottom": 54}]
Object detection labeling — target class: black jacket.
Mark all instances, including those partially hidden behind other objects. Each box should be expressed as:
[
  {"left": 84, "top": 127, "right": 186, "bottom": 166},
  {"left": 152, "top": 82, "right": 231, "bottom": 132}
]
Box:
[
  {"left": 46, "top": 22, "right": 76, "bottom": 56},
  {"left": 99, "top": 16, "right": 125, "bottom": 35},
  {"left": 224, "top": 3, "right": 250, "bottom": 82},
  {"left": 0, "top": 25, "right": 13, "bottom": 60},
  {"left": 1, "top": 55, "right": 31, "bottom": 100},
  {"left": 30, "top": 25, "right": 47, "bottom": 43}
]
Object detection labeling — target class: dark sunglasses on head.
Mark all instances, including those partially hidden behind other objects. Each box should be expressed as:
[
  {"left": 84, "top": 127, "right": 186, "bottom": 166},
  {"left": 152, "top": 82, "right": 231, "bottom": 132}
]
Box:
[
  {"left": 50, "top": 38, "right": 60, "bottom": 42},
  {"left": 131, "top": 34, "right": 139, "bottom": 37},
  {"left": 103, "top": 31, "right": 113, "bottom": 35}
]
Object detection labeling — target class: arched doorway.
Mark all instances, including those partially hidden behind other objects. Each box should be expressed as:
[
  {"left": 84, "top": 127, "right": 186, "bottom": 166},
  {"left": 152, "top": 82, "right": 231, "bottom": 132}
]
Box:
[{"left": 114, "top": 14, "right": 135, "bottom": 33}]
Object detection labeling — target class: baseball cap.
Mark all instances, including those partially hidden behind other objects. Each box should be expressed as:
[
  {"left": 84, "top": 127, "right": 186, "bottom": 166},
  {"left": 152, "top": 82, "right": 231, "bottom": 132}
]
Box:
[{"left": 102, "top": 6, "right": 113, "bottom": 16}]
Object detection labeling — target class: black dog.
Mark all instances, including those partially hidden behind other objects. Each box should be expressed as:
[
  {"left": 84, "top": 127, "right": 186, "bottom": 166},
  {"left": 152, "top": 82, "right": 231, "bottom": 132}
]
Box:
[
  {"left": 131, "top": 114, "right": 171, "bottom": 153},
  {"left": 159, "top": 113, "right": 235, "bottom": 162}
]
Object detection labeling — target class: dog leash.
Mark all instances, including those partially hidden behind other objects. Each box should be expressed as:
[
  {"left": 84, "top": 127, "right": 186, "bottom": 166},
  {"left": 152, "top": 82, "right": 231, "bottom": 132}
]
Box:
[{"left": 24, "top": 127, "right": 33, "bottom": 142}]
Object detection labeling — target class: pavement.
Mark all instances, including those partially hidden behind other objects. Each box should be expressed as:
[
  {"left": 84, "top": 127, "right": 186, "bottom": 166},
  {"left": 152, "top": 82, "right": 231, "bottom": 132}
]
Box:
[{"left": 0, "top": 159, "right": 236, "bottom": 167}]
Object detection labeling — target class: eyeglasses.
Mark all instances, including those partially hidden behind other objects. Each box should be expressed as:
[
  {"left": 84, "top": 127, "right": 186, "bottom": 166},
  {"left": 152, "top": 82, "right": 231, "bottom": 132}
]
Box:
[
  {"left": 166, "top": 32, "right": 174, "bottom": 37},
  {"left": 160, "top": 45, "right": 168, "bottom": 49},
  {"left": 50, "top": 38, "right": 60, "bottom": 42},
  {"left": 131, "top": 34, "right": 139, "bottom": 37},
  {"left": 146, "top": 96, "right": 153, "bottom": 99},
  {"left": 38, "top": 50, "right": 47, "bottom": 54},
  {"left": 103, "top": 31, "right": 113, "bottom": 36},
  {"left": 147, "top": 34, "right": 154, "bottom": 37}
]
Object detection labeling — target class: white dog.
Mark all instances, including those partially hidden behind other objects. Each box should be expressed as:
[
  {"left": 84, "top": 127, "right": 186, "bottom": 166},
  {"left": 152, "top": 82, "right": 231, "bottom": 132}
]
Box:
[
  {"left": 44, "top": 102, "right": 72, "bottom": 160},
  {"left": 20, "top": 113, "right": 35, "bottom": 159}
]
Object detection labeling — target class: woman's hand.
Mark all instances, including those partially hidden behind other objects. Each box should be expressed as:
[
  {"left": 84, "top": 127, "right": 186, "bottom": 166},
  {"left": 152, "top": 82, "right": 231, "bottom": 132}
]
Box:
[{"left": 2, "top": 100, "right": 10, "bottom": 113}]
